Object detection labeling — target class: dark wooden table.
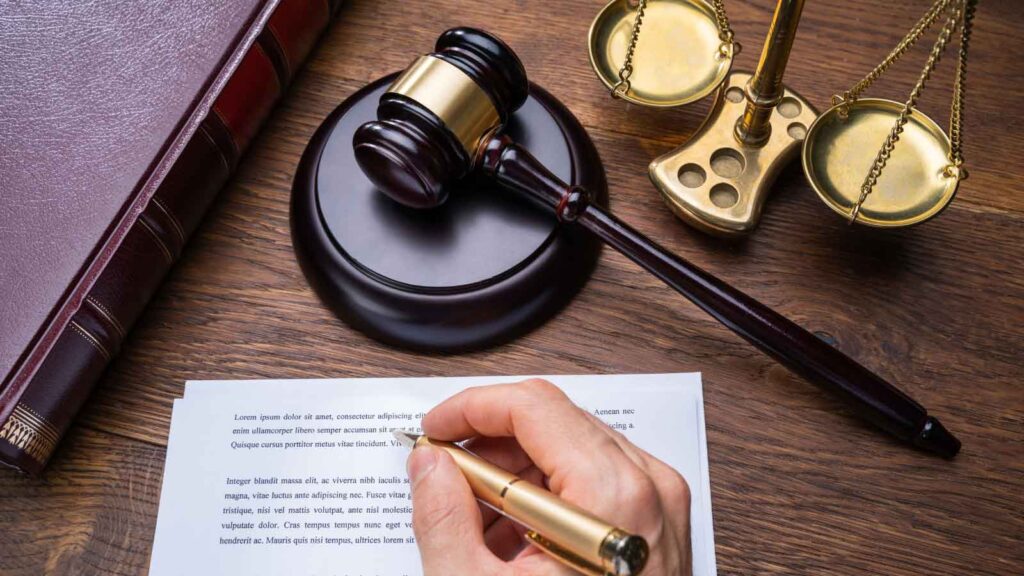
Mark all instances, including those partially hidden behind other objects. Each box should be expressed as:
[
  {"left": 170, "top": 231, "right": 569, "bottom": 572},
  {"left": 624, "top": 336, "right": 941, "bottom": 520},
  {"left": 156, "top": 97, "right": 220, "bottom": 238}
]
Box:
[{"left": 2, "top": 0, "right": 1021, "bottom": 574}]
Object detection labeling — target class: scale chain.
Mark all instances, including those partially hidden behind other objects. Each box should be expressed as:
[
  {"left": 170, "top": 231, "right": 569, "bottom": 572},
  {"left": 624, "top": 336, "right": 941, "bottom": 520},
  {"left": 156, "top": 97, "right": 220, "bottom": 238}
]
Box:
[
  {"left": 612, "top": 0, "right": 738, "bottom": 99},
  {"left": 836, "top": 0, "right": 953, "bottom": 115},
  {"left": 849, "top": 0, "right": 972, "bottom": 224},
  {"left": 711, "top": 0, "right": 739, "bottom": 57},
  {"left": 612, "top": 0, "right": 648, "bottom": 99},
  {"left": 948, "top": 0, "right": 976, "bottom": 172}
]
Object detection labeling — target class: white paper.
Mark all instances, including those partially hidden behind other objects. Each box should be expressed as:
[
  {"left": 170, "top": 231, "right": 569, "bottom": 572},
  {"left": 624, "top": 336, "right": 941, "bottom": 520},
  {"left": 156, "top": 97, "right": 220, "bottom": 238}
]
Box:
[{"left": 150, "top": 374, "right": 715, "bottom": 576}]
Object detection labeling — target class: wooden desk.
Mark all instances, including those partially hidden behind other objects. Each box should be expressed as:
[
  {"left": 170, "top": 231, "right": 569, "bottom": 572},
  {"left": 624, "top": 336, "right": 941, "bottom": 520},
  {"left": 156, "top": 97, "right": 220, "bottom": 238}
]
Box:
[{"left": 2, "top": 0, "right": 1020, "bottom": 573}]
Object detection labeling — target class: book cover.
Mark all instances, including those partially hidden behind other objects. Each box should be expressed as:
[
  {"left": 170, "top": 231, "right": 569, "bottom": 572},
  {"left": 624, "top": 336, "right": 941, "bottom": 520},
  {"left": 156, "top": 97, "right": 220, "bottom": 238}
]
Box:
[{"left": 0, "top": 0, "right": 342, "bottom": 474}]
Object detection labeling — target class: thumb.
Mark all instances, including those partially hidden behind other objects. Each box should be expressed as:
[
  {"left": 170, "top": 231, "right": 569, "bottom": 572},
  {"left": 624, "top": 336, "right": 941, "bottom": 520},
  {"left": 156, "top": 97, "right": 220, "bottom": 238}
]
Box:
[{"left": 408, "top": 445, "right": 500, "bottom": 576}]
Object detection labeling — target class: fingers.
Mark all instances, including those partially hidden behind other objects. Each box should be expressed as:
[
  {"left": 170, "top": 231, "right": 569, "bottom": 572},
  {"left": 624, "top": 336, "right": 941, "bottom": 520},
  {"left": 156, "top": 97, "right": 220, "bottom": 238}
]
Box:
[
  {"left": 584, "top": 414, "right": 692, "bottom": 570},
  {"left": 464, "top": 436, "right": 533, "bottom": 477},
  {"left": 422, "top": 379, "right": 693, "bottom": 575},
  {"left": 483, "top": 517, "right": 526, "bottom": 561},
  {"left": 585, "top": 413, "right": 692, "bottom": 517},
  {"left": 423, "top": 379, "right": 637, "bottom": 503},
  {"left": 407, "top": 445, "right": 503, "bottom": 576},
  {"left": 509, "top": 549, "right": 578, "bottom": 576}
]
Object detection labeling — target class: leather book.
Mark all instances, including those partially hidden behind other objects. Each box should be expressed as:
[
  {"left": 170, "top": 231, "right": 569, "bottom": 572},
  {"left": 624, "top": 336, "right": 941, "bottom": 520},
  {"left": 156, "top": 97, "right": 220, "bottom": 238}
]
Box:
[{"left": 0, "top": 0, "right": 342, "bottom": 474}]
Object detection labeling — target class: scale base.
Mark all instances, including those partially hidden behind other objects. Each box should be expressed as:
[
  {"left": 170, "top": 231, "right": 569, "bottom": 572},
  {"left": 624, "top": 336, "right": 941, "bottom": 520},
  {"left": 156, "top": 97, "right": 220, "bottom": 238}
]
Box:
[{"left": 649, "top": 72, "right": 817, "bottom": 236}]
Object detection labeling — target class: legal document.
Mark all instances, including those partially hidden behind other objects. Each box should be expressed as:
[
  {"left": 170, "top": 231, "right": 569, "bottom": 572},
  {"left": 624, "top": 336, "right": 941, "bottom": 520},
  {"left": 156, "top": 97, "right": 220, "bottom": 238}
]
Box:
[{"left": 149, "top": 374, "right": 716, "bottom": 575}]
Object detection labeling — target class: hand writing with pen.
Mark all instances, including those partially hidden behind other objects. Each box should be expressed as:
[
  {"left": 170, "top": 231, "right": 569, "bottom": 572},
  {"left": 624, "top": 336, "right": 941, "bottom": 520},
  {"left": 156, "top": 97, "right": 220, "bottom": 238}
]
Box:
[{"left": 405, "top": 379, "right": 693, "bottom": 576}]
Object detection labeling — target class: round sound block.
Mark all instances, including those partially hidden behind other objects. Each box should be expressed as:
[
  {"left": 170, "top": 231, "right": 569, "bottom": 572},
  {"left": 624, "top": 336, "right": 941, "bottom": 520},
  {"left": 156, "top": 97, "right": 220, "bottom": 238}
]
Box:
[{"left": 291, "top": 74, "right": 607, "bottom": 352}]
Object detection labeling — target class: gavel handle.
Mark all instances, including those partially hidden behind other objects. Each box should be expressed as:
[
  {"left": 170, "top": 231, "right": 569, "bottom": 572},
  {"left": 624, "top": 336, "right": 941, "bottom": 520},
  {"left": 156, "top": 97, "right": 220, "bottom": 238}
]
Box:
[{"left": 479, "top": 135, "right": 960, "bottom": 457}]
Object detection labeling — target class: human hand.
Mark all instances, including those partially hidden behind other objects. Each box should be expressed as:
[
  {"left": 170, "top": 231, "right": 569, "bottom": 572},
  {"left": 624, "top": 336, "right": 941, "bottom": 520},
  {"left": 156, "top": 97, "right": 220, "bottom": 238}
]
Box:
[{"left": 405, "top": 379, "right": 692, "bottom": 576}]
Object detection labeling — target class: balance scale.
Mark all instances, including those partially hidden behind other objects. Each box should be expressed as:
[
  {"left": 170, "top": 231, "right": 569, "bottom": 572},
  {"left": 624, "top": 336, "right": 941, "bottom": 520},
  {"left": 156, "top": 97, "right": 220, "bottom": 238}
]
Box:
[{"left": 588, "top": 0, "right": 976, "bottom": 235}]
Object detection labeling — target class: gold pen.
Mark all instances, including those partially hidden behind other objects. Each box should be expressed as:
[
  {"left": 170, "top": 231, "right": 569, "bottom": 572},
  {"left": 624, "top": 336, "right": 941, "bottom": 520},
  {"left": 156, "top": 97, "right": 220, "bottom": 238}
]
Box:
[{"left": 395, "top": 430, "right": 649, "bottom": 576}]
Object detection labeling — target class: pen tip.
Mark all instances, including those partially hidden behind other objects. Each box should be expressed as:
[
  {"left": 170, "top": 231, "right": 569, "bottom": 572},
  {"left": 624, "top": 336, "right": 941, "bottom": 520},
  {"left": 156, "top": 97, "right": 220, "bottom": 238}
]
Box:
[{"left": 393, "top": 429, "right": 421, "bottom": 449}]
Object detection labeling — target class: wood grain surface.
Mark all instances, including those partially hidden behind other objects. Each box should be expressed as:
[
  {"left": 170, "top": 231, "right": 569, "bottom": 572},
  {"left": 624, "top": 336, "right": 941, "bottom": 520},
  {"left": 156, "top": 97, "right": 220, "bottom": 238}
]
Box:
[{"left": 2, "top": 0, "right": 1021, "bottom": 574}]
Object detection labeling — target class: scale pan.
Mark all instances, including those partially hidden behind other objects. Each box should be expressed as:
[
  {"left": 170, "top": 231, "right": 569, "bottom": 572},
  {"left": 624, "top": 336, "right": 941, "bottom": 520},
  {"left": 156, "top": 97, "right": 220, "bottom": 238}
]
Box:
[
  {"left": 588, "top": 0, "right": 733, "bottom": 107},
  {"left": 802, "top": 98, "right": 960, "bottom": 228}
]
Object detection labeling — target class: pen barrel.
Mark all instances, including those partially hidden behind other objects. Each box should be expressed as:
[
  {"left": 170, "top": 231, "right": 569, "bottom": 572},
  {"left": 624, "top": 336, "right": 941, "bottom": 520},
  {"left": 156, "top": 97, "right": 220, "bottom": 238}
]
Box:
[
  {"left": 418, "top": 437, "right": 517, "bottom": 509},
  {"left": 503, "top": 480, "right": 617, "bottom": 568},
  {"left": 420, "top": 438, "right": 624, "bottom": 574}
]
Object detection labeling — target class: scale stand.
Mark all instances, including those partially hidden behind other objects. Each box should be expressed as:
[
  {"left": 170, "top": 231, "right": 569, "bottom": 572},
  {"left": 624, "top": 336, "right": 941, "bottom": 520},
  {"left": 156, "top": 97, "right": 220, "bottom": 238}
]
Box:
[{"left": 649, "top": 0, "right": 816, "bottom": 236}]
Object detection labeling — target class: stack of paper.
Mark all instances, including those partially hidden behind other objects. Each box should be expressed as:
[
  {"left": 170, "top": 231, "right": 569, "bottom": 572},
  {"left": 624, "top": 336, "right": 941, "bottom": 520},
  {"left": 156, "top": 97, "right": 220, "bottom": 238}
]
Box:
[{"left": 149, "top": 374, "right": 716, "bottom": 575}]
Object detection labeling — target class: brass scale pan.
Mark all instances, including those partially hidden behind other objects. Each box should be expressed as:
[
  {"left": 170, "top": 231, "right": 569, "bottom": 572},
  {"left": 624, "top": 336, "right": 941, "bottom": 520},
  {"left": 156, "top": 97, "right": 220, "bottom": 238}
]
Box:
[
  {"left": 588, "top": 0, "right": 959, "bottom": 227},
  {"left": 588, "top": 0, "right": 733, "bottom": 107},
  {"left": 803, "top": 98, "right": 959, "bottom": 228}
]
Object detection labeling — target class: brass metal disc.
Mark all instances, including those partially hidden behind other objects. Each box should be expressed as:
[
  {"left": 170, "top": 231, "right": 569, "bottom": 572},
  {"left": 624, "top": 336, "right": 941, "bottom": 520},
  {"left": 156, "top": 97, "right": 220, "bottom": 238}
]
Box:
[
  {"left": 588, "top": 0, "right": 733, "bottom": 107},
  {"left": 802, "top": 98, "right": 960, "bottom": 228}
]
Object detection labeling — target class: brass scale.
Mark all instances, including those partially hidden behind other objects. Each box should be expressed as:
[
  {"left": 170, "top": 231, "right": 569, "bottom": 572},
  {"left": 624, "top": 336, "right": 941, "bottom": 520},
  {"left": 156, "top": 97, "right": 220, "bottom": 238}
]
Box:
[{"left": 588, "top": 0, "right": 976, "bottom": 235}]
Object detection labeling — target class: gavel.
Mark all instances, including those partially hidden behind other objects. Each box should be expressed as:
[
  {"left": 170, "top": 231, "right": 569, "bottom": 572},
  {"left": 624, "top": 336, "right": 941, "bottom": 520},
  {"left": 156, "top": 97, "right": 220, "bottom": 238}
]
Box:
[{"left": 352, "top": 28, "right": 960, "bottom": 458}]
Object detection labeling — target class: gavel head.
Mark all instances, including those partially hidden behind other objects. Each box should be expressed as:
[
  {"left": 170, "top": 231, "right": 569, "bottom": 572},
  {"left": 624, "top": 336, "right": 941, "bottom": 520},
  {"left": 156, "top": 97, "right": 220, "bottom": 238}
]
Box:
[{"left": 353, "top": 28, "right": 529, "bottom": 208}]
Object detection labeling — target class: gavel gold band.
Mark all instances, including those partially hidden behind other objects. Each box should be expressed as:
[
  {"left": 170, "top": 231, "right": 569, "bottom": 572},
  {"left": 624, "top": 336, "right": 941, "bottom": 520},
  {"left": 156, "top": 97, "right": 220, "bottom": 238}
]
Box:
[{"left": 386, "top": 55, "right": 501, "bottom": 157}]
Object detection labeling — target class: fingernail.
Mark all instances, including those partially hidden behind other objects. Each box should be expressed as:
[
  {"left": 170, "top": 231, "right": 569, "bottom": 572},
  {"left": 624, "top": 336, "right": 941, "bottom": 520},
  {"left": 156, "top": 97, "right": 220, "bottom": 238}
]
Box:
[{"left": 407, "top": 445, "right": 439, "bottom": 485}]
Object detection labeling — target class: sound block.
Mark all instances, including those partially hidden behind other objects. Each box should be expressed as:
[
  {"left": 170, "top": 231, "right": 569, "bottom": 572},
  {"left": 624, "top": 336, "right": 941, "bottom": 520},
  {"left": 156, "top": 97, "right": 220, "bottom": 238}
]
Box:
[{"left": 291, "top": 74, "right": 607, "bottom": 351}]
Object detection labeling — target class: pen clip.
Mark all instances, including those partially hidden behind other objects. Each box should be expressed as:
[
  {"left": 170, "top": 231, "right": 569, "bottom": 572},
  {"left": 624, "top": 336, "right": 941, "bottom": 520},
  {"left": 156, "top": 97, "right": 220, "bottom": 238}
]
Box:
[{"left": 525, "top": 530, "right": 608, "bottom": 576}]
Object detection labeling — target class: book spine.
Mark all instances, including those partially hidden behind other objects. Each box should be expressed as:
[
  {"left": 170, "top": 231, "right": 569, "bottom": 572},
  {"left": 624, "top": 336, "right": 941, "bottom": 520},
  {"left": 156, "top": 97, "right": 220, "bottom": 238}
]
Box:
[{"left": 0, "top": 0, "right": 342, "bottom": 475}]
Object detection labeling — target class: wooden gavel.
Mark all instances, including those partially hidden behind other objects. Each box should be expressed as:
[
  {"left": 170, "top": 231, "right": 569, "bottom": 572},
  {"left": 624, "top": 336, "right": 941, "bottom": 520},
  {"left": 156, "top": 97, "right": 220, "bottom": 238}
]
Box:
[{"left": 352, "top": 27, "right": 960, "bottom": 457}]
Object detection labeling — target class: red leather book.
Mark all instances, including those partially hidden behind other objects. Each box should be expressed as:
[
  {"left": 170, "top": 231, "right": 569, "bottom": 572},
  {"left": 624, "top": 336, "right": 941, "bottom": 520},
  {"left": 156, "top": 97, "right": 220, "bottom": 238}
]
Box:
[{"left": 0, "top": 0, "right": 342, "bottom": 474}]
